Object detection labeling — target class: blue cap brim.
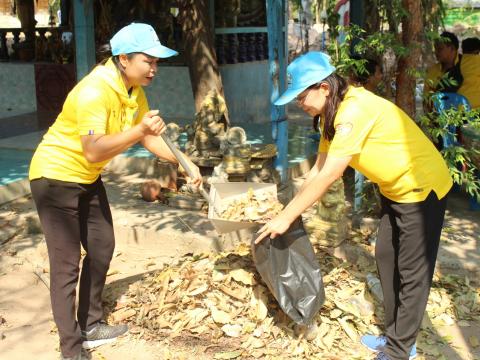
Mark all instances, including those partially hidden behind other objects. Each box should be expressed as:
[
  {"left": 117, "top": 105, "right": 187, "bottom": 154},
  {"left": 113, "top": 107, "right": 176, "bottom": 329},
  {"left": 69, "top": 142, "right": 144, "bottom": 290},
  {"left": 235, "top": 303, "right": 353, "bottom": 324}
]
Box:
[
  {"left": 274, "top": 86, "right": 307, "bottom": 106},
  {"left": 143, "top": 44, "right": 178, "bottom": 58}
]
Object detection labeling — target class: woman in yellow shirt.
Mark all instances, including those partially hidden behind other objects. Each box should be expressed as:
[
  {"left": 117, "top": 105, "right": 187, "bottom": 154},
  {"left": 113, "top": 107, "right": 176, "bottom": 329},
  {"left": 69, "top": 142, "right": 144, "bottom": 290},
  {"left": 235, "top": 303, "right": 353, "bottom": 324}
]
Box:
[
  {"left": 256, "top": 52, "right": 452, "bottom": 360},
  {"left": 29, "top": 23, "right": 201, "bottom": 360}
]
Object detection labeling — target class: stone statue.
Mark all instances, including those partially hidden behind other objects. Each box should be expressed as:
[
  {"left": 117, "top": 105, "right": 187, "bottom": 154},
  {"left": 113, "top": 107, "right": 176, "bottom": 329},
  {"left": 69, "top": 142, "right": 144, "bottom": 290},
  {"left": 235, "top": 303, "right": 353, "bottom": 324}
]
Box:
[
  {"left": 304, "top": 177, "right": 348, "bottom": 247},
  {"left": 185, "top": 88, "right": 228, "bottom": 160}
]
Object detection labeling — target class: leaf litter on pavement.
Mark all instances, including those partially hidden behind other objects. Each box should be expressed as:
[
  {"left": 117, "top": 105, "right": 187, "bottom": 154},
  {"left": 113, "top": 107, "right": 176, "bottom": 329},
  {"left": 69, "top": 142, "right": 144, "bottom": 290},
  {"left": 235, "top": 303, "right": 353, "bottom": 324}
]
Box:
[{"left": 103, "top": 231, "right": 480, "bottom": 360}]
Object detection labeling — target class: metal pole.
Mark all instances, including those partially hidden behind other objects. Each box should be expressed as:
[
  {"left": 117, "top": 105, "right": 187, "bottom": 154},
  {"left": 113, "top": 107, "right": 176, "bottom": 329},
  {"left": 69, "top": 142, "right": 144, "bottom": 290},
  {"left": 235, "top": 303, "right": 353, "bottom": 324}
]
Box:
[
  {"left": 73, "top": 0, "right": 95, "bottom": 81},
  {"left": 354, "top": 171, "right": 364, "bottom": 213},
  {"left": 349, "top": 0, "right": 366, "bottom": 214},
  {"left": 208, "top": 0, "right": 215, "bottom": 40},
  {"left": 266, "top": 0, "right": 288, "bottom": 182}
]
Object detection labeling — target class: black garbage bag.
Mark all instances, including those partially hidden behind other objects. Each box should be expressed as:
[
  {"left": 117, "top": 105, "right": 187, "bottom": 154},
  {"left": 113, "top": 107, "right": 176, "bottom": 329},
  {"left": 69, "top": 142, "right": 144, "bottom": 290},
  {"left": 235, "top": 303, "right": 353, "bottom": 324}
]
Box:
[{"left": 252, "top": 221, "right": 325, "bottom": 325}]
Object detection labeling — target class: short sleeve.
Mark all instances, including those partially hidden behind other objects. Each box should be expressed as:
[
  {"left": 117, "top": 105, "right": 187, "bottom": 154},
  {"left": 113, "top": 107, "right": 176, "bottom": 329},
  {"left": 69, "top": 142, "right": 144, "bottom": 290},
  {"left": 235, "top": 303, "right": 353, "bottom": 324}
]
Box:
[
  {"left": 327, "top": 105, "right": 375, "bottom": 157},
  {"left": 77, "top": 86, "right": 109, "bottom": 136},
  {"left": 134, "top": 88, "right": 150, "bottom": 126}
]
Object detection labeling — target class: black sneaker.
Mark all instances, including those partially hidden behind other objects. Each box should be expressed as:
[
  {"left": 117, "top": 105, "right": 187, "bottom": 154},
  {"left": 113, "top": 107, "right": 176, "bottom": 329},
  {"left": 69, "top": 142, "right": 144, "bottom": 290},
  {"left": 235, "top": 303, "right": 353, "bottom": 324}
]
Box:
[
  {"left": 60, "top": 348, "right": 91, "bottom": 360},
  {"left": 81, "top": 321, "right": 128, "bottom": 349}
]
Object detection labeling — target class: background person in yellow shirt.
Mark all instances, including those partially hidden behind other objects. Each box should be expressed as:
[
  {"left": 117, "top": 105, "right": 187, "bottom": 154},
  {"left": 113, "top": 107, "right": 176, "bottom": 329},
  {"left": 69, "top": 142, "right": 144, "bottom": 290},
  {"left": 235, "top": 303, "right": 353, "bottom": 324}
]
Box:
[
  {"left": 424, "top": 32, "right": 480, "bottom": 110},
  {"left": 458, "top": 37, "right": 480, "bottom": 109},
  {"left": 29, "top": 23, "right": 202, "bottom": 360},
  {"left": 255, "top": 52, "right": 452, "bottom": 360},
  {"left": 423, "top": 31, "right": 463, "bottom": 96}
]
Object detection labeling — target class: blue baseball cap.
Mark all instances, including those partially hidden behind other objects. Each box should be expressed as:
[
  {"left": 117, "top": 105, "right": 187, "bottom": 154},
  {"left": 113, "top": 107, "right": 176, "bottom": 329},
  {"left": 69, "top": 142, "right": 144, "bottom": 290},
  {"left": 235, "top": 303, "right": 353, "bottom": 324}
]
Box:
[
  {"left": 110, "top": 23, "right": 178, "bottom": 58},
  {"left": 274, "top": 51, "right": 335, "bottom": 106}
]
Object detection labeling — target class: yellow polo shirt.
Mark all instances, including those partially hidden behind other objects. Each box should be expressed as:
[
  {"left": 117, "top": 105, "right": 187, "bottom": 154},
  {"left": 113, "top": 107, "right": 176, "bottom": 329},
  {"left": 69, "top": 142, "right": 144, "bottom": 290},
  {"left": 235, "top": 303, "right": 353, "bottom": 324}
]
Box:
[
  {"left": 458, "top": 54, "right": 480, "bottom": 109},
  {"left": 29, "top": 58, "right": 149, "bottom": 184},
  {"left": 320, "top": 86, "right": 452, "bottom": 203}
]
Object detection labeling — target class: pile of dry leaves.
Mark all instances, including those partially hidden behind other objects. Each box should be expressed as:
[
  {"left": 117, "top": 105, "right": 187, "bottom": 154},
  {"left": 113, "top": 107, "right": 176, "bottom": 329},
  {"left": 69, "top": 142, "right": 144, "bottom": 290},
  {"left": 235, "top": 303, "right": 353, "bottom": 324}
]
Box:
[
  {"left": 104, "top": 235, "right": 480, "bottom": 360},
  {"left": 219, "top": 189, "right": 284, "bottom": 223}
]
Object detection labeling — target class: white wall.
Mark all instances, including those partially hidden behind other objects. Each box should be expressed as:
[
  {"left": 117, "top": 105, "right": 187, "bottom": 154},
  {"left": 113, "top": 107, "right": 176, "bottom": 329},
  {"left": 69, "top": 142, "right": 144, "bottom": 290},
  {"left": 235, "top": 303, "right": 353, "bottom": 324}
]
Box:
[
  {"left": 0, "top": 63, "right": 37, "bottom": 117},
  {"left": 0, "top": 61, "right": 271, "bottom": 123}
]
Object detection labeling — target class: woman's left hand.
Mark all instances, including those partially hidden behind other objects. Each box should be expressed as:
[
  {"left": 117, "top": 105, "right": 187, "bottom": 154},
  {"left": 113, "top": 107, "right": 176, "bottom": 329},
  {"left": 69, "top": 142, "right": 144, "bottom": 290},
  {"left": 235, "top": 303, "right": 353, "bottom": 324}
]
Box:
[{"left": 254, "top": 213, "right": 293, "bottom": 244}]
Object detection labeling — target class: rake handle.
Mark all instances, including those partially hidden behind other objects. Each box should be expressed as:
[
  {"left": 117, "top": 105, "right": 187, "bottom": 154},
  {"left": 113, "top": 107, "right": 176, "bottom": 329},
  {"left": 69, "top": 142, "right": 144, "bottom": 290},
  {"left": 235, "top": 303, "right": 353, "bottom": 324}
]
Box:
[{"left": 160, "top": 133, "right": 211, "bottom": 204}]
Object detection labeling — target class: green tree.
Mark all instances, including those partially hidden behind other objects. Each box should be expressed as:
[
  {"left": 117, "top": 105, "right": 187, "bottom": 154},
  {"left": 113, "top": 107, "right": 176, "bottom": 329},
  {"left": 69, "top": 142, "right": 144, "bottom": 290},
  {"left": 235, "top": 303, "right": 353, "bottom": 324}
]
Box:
[{"left": 420, "top": 108, "right": 480, "bottom": 202}]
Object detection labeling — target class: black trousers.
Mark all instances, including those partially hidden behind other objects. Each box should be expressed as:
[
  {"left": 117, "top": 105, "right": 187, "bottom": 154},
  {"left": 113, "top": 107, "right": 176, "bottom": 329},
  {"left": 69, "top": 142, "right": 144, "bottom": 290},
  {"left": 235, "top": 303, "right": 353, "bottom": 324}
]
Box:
[
  {"left": 30, "top": 177, "right": 115, "bottom": 357},
  {"left": 376, "top": 191, "right": 447, "bottom": 360}
]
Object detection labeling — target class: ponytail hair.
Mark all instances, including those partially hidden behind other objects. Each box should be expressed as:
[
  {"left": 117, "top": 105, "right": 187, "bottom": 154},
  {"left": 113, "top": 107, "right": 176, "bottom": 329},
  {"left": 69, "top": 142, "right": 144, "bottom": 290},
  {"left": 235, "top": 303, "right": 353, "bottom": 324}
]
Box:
[
  {"left": 311, "top": 73, "right": 348, "bottom": 141},
  {"left": 96, "top": 43, "right": 137, "bottom": 72},
  {"left": 97, "top": 43, "right": 113, "bottom": 65}
]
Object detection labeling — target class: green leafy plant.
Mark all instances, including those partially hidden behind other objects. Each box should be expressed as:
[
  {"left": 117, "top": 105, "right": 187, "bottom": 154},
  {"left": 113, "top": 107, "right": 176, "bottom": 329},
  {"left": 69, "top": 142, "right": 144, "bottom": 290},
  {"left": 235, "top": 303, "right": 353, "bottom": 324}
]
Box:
[{"left": 419, "top": 108, "right": 480, "bottom": 202}]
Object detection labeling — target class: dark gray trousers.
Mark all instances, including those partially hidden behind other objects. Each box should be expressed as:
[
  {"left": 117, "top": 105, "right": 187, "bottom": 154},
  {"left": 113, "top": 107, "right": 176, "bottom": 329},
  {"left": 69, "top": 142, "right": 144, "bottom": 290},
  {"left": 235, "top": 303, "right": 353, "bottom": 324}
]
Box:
[
  {"left": 376, "top": 190, "right": 447, "bottom": 360},
  {"left": 30, "top": 177, "right": 115, "bottom": 358}
]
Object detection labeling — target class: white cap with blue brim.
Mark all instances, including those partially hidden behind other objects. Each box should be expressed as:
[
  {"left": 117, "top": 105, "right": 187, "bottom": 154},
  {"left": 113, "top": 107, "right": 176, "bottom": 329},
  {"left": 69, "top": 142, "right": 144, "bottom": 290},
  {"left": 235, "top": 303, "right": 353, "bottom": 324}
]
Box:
[{"left": 274, "top": 51, "right": 336, "bottom": 106}]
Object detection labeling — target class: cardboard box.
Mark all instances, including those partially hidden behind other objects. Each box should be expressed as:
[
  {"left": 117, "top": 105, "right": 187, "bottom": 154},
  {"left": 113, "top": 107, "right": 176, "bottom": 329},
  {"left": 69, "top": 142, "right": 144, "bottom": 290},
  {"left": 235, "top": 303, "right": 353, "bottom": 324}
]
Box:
[{"left": 208, "top": 182, "right": 278, "bottom": 234}]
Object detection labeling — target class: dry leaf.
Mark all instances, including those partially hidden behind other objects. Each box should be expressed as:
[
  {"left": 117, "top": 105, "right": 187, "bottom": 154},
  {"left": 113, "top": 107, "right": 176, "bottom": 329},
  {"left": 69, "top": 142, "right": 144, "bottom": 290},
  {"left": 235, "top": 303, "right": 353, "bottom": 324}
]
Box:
[
  {"left": 469, "top": 335, "right": 479, "bottom": 348},
  {"left": 249, "top": 285, "right": 268, "bottom": 321},
  {"left": 219, "top": 284, "right": 248, "bottom": 300},
  {"left": 189, "top": 284, "right": 209, "bottom": 296},
  {"left": 330, "top": 309, "right": 342, "bottom": 319},
  {"left": 112, "top": 309, "right": 136, "bottom": 322},
  {"left": 221, "top": 324, "right": 242, "bottom": 337},
  {"left": 157, "top": 318, "right": 172, "bottom": 329},
  {"left": 213, "top": 350, "right": 243, "bottom": 359},
  {"left": 106, "top": 269, "right": 119, "bottom": 277},
  {"left": 185, "top": 308, "right": 209, "bottom": 324},
  {"left": 251, "top": 338, "right": 265, "bottom": 349},
  {"left": 229, "top": 269, "right": 256, "bottom": 286},
  {"left": 337, "top": 317, "right": 358, "bottom": 341},
  {"left": 211, "top": 307, "right": 231, "bottom": 324}
]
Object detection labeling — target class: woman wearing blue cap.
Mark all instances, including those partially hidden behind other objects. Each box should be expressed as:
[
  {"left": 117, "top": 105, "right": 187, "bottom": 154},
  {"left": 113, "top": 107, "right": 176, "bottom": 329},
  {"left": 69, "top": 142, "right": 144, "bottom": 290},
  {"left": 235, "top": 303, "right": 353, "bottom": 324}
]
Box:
[
  {"left": 255, "top": 52, "right": 452, "bottom": 360},
  {"left": 29, "top": 23, "right": 202, "bottom": 360}
]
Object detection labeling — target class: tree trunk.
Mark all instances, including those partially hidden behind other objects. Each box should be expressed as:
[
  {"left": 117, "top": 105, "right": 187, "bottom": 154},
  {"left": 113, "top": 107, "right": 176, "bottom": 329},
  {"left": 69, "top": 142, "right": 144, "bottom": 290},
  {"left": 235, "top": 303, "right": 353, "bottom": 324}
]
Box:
[
  {"left": 16, "top": 0, "right": 36, "bottom": 42},
  {"left": 178, "top": 0, "right": 230, "bottom": 124},
  {"left": 363, "top": 0, "right": 380, "bottom": 35},
  {"left": 395, "top": 0, "right": 423, "bottom": 118}
]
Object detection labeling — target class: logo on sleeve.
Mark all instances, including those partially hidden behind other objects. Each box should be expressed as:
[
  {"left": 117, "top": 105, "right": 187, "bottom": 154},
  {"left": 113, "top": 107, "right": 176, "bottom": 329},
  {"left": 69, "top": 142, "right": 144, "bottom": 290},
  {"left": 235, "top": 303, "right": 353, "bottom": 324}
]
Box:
[{"left": 335, "top": 122, "right": 353, "bottom": 136}]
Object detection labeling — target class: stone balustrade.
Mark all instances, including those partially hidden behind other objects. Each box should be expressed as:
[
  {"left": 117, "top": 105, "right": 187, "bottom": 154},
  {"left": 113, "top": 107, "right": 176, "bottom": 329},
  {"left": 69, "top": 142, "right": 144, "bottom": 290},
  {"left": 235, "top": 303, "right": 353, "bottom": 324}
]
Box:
[{"left": 0, "top": 26, "right": 68, "bottom": 62}]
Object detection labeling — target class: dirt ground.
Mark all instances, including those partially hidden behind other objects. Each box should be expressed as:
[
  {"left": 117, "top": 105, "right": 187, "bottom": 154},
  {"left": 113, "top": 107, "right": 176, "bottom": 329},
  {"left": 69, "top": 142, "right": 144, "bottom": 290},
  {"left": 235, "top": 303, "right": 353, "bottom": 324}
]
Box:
[{"left": 0, "top": 174, "right": 479, "bottom": 360}]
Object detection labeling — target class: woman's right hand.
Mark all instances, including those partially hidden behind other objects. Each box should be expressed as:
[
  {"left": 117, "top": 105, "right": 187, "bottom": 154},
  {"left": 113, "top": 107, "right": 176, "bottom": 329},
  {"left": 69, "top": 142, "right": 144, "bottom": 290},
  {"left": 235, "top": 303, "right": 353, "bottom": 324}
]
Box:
[{"left": 140, "top": 110, "right": 166, "bottom": 136}]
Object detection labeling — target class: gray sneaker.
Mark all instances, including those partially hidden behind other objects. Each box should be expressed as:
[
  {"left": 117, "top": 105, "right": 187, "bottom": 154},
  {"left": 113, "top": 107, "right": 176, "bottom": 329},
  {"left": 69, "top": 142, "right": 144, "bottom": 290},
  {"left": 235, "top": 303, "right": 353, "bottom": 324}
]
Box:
[
  {"left": 60, "top": 349, "right": 91, "bottom": 360},
  {"left": 81, "top": 321, "right": 128, "bottom": 349}
]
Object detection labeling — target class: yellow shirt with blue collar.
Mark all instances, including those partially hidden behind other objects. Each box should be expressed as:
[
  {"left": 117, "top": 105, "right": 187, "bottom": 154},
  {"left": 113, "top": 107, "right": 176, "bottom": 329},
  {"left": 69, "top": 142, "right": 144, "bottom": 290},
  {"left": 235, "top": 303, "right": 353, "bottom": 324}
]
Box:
[
  {"left": 29, "top": 58, "right": 149, "bottom": 184},
  {"left": 320, "top": 86, "right": 453, "bottom": 203}
]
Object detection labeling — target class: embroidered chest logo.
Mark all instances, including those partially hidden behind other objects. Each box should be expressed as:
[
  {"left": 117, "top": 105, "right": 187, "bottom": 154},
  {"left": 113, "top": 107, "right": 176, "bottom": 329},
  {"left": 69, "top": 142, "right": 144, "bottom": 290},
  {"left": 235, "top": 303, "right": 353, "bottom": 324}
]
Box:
[{"left": 335, "top": 122, "right": 353, "bottom": 136}]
